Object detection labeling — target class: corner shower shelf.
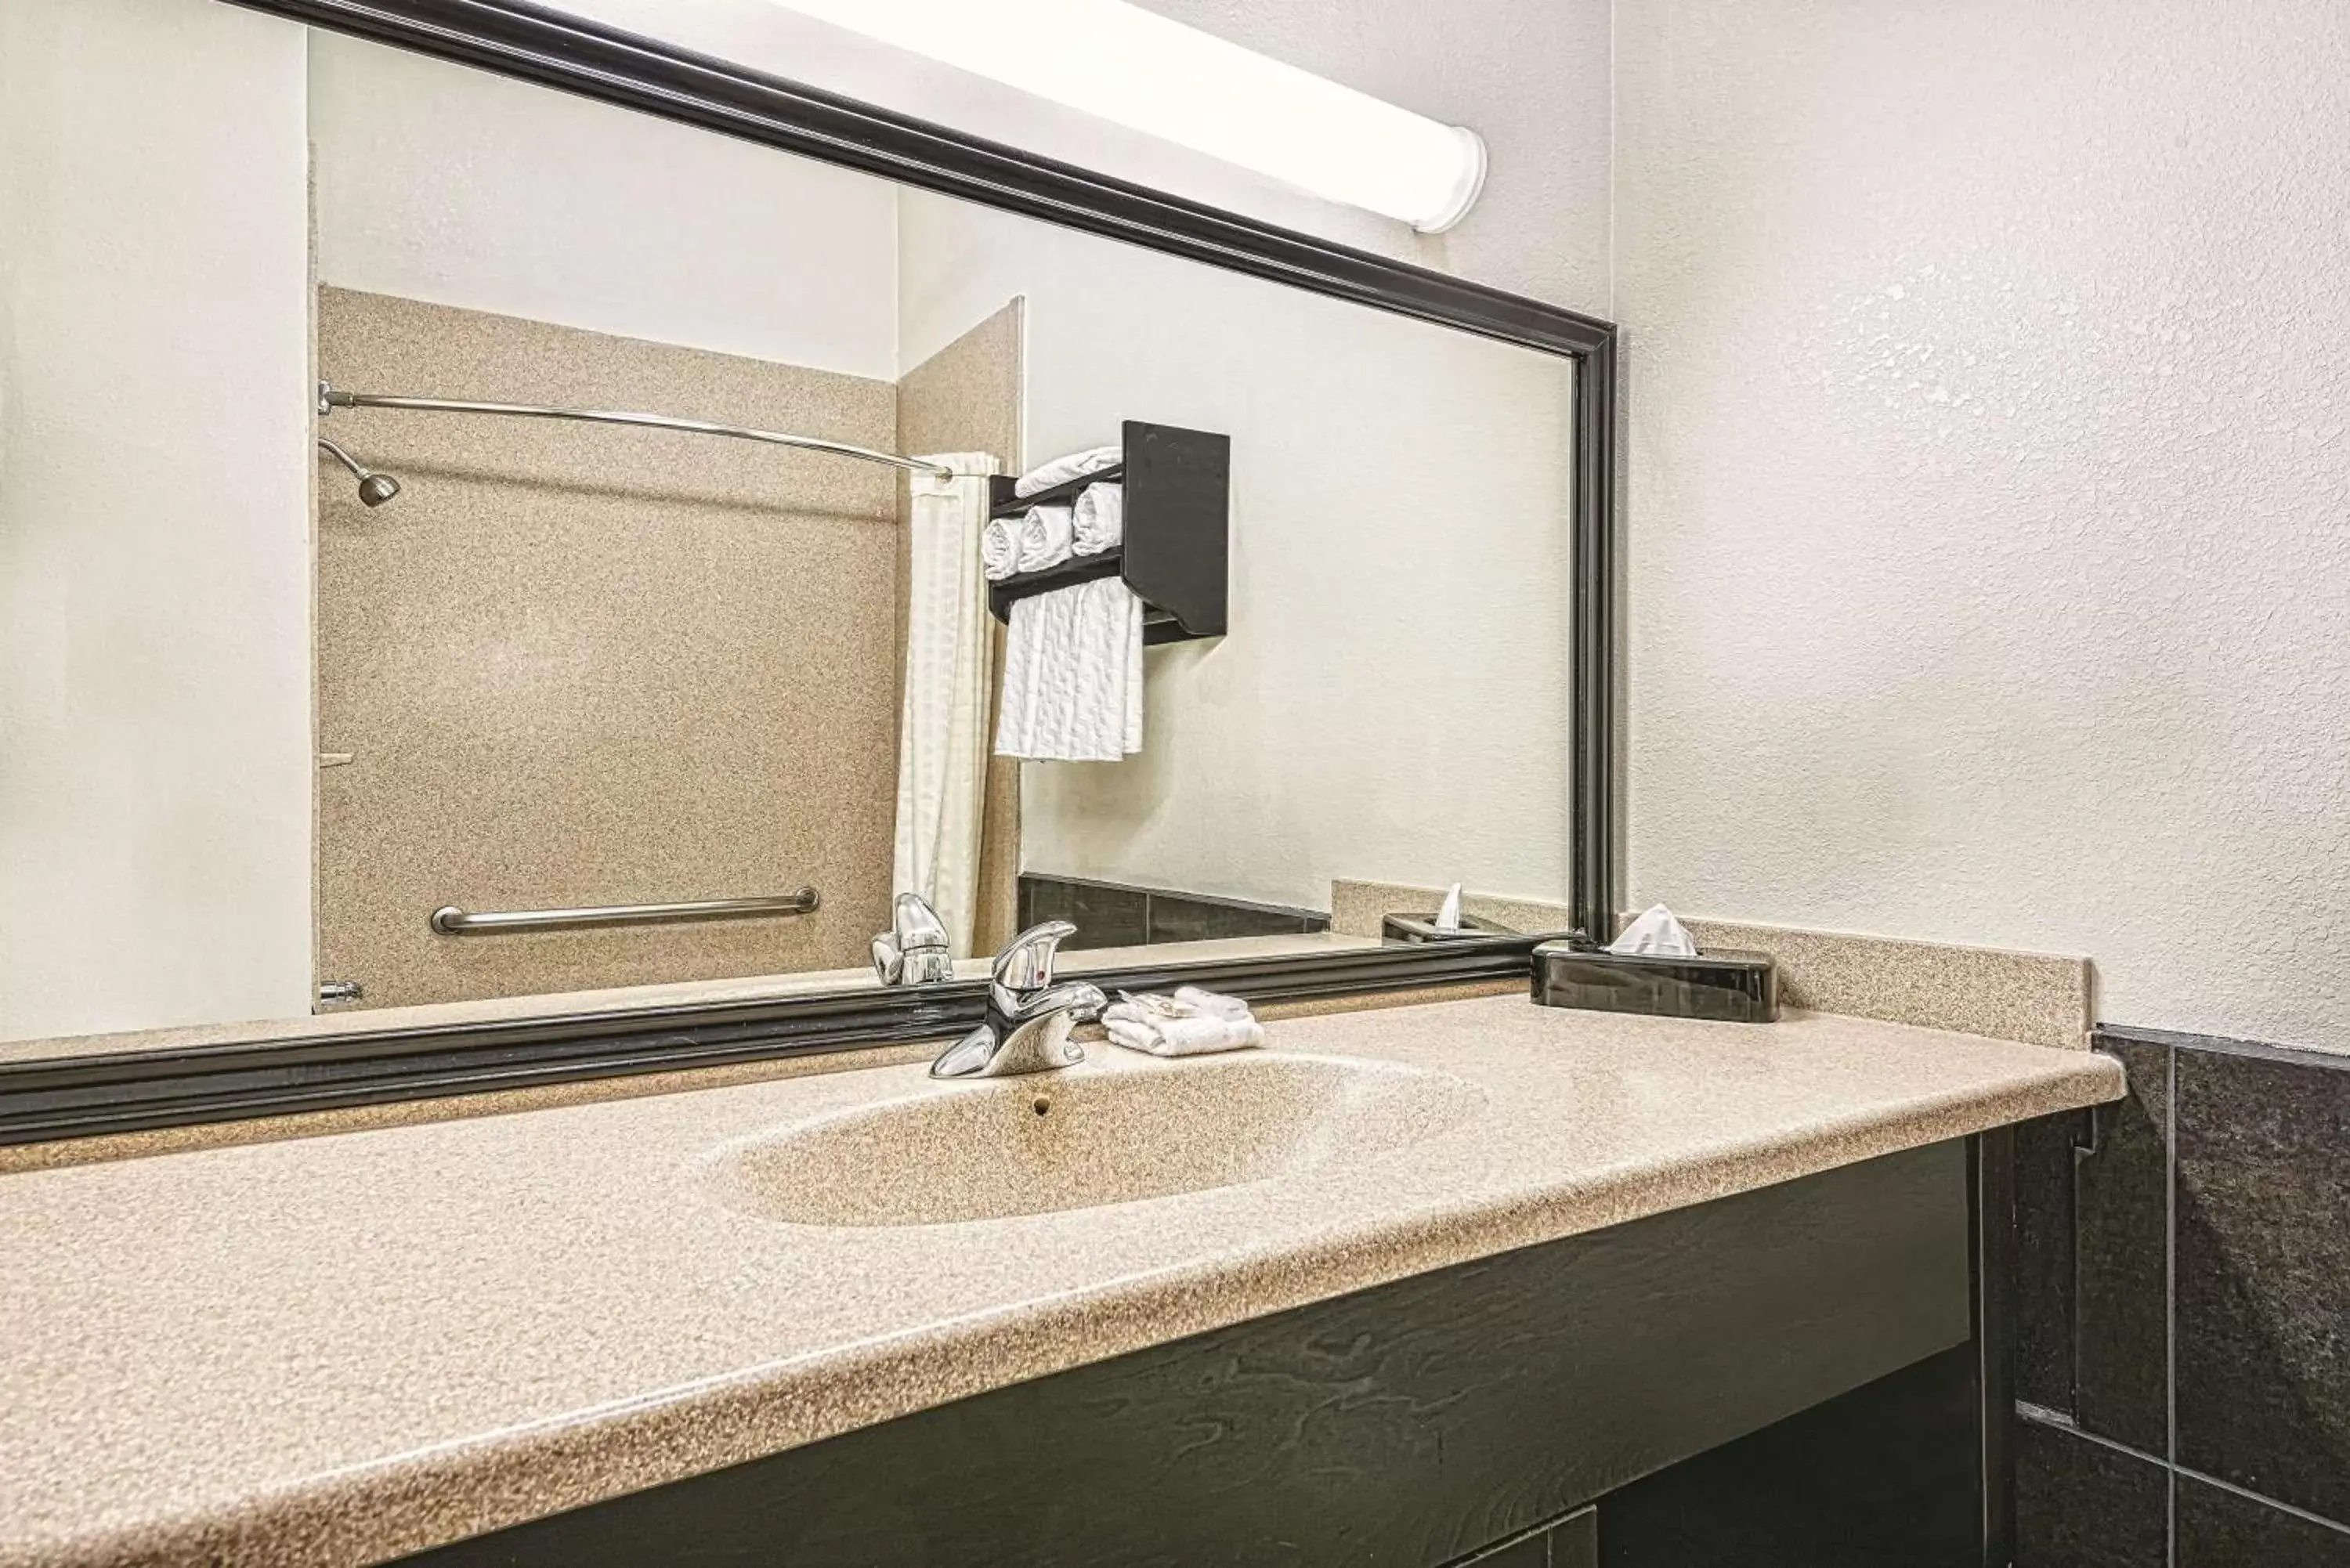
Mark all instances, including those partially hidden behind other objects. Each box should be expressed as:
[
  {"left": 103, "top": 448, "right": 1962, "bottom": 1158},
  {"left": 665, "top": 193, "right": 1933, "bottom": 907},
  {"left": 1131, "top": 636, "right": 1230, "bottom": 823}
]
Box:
[{"left": 987, "top": 420, "right": 1229, "bottom": 646}]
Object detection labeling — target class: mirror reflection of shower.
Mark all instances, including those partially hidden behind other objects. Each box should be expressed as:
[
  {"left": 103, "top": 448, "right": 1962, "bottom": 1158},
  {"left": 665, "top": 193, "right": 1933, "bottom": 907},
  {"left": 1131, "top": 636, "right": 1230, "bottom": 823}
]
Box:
[
  {"left": 315, "top": 436, "right": 402, "bottom": 508},
  {"left": 312, "top": 381, "right": 956, "bottom": 504}
]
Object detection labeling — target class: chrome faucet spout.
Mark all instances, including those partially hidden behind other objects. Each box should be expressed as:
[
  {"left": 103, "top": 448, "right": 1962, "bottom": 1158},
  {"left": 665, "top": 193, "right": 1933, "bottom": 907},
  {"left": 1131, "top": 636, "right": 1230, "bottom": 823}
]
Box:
[
  {"left": 930, "top": 920, "right": 1104, "bottom": 1079},
  {"left": 872, "top": 892, "right": 953, "bottom": 985}
]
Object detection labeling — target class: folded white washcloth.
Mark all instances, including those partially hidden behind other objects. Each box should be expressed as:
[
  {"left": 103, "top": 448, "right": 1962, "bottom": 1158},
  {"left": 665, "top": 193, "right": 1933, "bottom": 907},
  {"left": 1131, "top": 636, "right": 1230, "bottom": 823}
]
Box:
[
  {"left": 1014, "top": 444, "right": 1122, "bottom": 498},
  {"left": 1072, "top": 482, "right": 1124, "bottom": 556},
  {"left": 980, "top": 517, "right": 1021, "bottom": 581},
  {"left": 1103, "top": 986, "right": 1264, "bottom": 1057},
  {"left": 1173, "top": 985, "right": 1253, "bottom": 1021},
  {"left": 1014, "top": 504, "right": 1076, "bottom": 574},
  {"left": 1106, "top": 1014, "right": 1265, "bottom": 1057}
]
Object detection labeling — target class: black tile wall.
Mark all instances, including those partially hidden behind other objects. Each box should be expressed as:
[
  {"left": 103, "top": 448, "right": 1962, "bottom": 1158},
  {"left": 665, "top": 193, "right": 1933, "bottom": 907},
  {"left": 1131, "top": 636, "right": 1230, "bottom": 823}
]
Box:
[
  {"left": 2013, "top": 1418, "right": 2167, "bottom": 1568},
  {"left": 2073, "top": 1037, "right": 2170, "bottom": 1452},
  {"left": 2176, "top": 1476, "right": 2350, "bottom": 1568},
  {"left": 2012, "top": 1110, "right": 2081, "bottom": 1411},
  {"left": 2012, "top": 1026, "right": 2350, "bottom": 1566},
  {"left": 2175, "top": 1046, "right": 2350, "bottom": 1525},
  {"left": 1017, "top": 874, "right": 1327, "bottom": 952}
]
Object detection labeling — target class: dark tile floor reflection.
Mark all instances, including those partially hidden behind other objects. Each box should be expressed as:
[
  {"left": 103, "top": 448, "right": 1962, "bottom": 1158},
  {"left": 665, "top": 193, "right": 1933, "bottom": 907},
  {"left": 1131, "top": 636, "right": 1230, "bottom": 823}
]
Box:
[{"left": 1017, "top": 873, "right": 1326, "bottom": 950}]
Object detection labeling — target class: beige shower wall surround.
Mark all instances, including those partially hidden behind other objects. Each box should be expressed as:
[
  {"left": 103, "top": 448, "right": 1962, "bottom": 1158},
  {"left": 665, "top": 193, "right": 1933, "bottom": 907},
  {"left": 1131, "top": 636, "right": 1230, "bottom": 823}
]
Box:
[{"left": 314, "top": 288, "right": 907, "bottom": 1008}]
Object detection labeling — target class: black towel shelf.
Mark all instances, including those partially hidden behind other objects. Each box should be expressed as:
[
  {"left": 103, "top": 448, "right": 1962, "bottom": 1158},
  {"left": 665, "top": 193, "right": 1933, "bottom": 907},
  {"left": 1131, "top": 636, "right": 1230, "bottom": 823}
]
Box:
[{"left": 987, "top": 420, "right": 1228, "bottom": 645}]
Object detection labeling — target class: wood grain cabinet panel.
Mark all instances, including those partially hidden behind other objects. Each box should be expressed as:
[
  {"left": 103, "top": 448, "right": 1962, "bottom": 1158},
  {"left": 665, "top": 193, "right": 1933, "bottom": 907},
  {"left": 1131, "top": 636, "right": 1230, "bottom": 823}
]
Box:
[{"left": 401, "top": 1142, "right": 1972, "bottom": 1566}]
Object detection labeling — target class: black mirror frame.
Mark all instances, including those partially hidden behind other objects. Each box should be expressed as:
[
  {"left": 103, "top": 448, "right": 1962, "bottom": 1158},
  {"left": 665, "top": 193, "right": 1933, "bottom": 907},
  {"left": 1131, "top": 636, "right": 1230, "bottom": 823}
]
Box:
[{"left": 0, "top": 0, "right": 1618, "bottom": 1147}]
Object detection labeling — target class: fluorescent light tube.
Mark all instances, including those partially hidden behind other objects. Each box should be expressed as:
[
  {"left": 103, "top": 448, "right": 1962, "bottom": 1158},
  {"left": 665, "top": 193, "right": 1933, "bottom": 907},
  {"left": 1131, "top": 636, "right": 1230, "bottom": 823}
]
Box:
[{"left": 768, "top": 0, "right": 1488, "bottom": 232}]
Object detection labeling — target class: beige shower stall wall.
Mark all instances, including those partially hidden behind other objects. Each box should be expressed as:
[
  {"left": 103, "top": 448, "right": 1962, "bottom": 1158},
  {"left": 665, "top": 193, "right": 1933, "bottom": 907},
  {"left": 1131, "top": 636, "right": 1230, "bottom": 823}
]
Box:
[{"left": 314, "top": 287, "right": 905, "bottom": 1008}]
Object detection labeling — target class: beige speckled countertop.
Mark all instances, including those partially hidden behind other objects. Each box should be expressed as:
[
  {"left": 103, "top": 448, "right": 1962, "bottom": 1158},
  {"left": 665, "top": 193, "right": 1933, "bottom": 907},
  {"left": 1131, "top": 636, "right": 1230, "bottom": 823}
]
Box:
[{"left": 0, "top": 994, "right": 2122, "bottom": 1568}]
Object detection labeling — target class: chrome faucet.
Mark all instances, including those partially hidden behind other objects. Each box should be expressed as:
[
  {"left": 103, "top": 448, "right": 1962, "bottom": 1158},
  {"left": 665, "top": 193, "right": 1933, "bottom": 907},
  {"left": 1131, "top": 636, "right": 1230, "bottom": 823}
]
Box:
[
  {"left": 872, "top": 892, "right": 954, "bottom": 985},
  {"left": 929, "top": 920, "right": 1107, "bottom": 1079}
]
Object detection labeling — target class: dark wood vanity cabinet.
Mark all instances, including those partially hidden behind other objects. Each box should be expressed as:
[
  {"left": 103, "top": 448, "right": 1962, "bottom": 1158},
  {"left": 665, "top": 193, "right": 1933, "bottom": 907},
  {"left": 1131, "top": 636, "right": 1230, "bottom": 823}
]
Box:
[{"left": 399, "top": 1139, "right": 1990, "bottom": 1567}]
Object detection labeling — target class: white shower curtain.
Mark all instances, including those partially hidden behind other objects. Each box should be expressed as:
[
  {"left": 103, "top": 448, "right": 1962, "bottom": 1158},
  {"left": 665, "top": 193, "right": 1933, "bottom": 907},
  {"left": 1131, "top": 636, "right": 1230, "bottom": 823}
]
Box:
[{"left": 892, "top": 453, "right": 1001, "bottom": 958}]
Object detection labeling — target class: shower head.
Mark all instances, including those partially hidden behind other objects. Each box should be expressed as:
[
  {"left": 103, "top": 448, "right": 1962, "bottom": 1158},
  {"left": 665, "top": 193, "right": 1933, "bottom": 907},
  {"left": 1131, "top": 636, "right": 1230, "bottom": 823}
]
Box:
[{"left": 316, "top": 436, "right": 402, "bottom": 508}]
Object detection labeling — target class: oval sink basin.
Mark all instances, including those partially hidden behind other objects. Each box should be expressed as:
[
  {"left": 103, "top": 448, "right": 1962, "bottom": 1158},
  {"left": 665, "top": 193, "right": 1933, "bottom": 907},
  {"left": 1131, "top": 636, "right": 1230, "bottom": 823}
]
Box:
[{"left": 703, "top": 1052, "right": 1485, "bottom": 1227}]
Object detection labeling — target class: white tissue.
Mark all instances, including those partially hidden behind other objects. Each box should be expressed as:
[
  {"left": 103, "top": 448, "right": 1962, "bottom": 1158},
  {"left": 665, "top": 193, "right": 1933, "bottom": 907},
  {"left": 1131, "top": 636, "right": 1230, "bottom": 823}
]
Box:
[
  {"left": 1434, "top": 883, "right": 1464, "bottom": 931},
  {"left": 1607, "top": 904, "right": 1700, "bottom": 957}
]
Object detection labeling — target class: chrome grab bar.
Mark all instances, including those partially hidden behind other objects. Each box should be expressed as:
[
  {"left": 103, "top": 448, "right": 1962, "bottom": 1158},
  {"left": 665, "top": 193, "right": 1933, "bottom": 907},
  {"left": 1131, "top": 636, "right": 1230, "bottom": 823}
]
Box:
[{"left": 429, "top": 888, "right": 820, "bottom": 935}]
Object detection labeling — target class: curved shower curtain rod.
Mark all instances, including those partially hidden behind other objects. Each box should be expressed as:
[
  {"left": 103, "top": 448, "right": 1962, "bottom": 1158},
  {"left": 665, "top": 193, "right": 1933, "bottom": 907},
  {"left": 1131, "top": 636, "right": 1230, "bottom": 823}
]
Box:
[{"left": 316, "top": 380, "right": 960, "bottom": 481}]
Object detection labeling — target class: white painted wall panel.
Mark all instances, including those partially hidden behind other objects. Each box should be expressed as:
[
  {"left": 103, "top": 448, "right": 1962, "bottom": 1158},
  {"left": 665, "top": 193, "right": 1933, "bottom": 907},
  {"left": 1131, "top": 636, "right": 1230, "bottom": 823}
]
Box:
[
  {"left": 309, "top": 31, "right": 901, "bottom": 381},
  {"left": 1616, "top": 0, "right": 2350, "bottom": 1050},
  {"left": 0, "top": 0, "right": 314, "bottom": 1039}
]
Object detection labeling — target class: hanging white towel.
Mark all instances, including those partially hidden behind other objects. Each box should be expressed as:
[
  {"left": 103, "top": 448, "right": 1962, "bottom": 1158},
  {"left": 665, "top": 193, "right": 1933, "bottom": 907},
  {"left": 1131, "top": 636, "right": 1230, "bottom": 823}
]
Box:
[
  {"left": 980, "top": 517, "right": 1020, "bottom": 581},
  {"left": 1014, "top": 444, "right": 1121, "bottom": 497},
  {"left": 891, "top": 453, "right": 1001, "bottom": 957},
  {"left": 1072, "top": 482, "right": 1123, "bottom": 556},
  {"left": 994, "top": 576, "right": 1144, "bottom": 762},
  {"left": 1015, "top": 504, "right": 1076, "bottom": 574}
]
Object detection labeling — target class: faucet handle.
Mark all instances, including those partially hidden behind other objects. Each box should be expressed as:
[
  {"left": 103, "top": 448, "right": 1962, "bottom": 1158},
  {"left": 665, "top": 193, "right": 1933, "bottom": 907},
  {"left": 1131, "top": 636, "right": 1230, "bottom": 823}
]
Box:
[{"left": 992, "top": 920, "right": 1076, "bottom": 994}]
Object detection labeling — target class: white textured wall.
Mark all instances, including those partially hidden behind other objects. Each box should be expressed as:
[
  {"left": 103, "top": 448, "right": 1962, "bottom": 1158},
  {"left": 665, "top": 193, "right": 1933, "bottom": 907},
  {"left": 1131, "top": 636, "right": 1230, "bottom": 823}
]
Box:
[
  {"left": 1616, "top": 0, "right": 2350, "bottom": 1050},
  {"left": 309, "top": 31, "right": 901, "bottom": 381},
  {"left": 0, "top": 0, "right": 314, "bottom": 1040},
  {"left": 900, "top": 190, "right": 1574, "bottom": 911}
]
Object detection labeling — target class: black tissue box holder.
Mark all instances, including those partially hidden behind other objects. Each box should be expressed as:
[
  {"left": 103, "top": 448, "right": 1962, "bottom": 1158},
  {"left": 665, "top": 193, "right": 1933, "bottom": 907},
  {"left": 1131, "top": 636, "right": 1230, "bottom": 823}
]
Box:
[
  {"left": 1530, "top": 939, "right": 1779, "bottom": 1024},
  {"left": 1382, "top": 911, "right": 1517, "bottom": 944}
]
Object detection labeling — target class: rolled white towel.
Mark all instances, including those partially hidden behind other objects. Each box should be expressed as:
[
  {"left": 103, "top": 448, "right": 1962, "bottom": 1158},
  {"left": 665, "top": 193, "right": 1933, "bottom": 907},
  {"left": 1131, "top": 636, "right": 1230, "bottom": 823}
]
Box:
[
  {"left": 1015, "top": 504, "right": 1076, "bottom": 574},
  {"left": 1014, "top": 444, "right": 1121, "bottom": 498},
  {"left": 980, "top": 517, "right": 1021, "bottom": 581},
  {"left": 1072, "top": 482, "right": 1124, "bottom": 556}
]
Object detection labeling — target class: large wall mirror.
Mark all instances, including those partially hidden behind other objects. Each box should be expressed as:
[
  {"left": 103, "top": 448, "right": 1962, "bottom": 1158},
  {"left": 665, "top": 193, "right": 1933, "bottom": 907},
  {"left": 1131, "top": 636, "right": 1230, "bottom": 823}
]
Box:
[{"left": 0, "top": 0, "right": 1611, "bottom": 1129}]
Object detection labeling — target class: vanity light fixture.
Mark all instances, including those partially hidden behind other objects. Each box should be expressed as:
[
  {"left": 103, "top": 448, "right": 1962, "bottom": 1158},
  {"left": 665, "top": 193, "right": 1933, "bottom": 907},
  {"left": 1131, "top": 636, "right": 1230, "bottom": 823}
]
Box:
[{"left": 767, "top": 0, "right": 1488, "bottom": 232}]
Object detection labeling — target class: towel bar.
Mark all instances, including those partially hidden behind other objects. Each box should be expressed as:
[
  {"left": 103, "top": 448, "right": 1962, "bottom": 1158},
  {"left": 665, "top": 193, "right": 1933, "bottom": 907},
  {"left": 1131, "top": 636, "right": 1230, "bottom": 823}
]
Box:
[{"left": 430, "top": 889, "right": 820, "bottom": 935}]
